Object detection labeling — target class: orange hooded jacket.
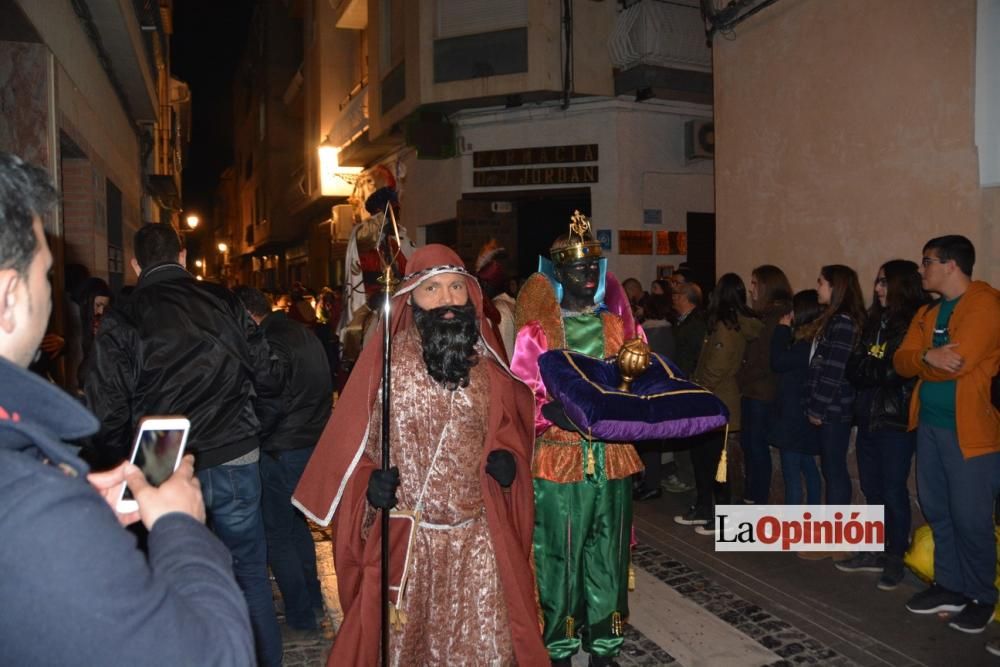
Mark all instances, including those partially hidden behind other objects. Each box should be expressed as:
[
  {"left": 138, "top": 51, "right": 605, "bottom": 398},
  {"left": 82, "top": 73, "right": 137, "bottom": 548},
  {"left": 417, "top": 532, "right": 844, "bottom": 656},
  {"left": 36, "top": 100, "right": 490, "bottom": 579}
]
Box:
[{"left": 893, "top": 280, "right": 1000, "bottom": 459}]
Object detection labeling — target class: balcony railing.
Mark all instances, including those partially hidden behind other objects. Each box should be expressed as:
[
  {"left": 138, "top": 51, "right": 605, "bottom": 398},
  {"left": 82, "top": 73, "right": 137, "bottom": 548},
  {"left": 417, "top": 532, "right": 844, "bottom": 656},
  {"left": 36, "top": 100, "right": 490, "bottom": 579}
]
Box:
[
  {"left": 609, "top": 0, "right": 711, "bottom": 72},
  {"left": 329, "top": 84, "right": 369, "bottom": 149}
]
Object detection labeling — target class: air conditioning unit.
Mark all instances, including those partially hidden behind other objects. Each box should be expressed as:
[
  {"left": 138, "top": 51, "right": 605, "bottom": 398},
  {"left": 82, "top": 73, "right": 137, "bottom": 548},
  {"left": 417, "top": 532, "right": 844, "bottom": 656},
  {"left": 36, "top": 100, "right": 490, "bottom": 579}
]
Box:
[
  {"left": 684, "top": 119, "right": 715, "bottom": 161},
  {"left": 332, "top": 204, "right": 357, "bottom": 242}
]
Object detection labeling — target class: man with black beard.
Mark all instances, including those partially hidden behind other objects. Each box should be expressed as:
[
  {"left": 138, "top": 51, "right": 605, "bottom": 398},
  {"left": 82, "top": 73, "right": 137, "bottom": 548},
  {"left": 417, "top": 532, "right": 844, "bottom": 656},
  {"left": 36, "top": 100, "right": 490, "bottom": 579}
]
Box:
[
  {"left": 411, "top": 300, "right": 479, "bottom": 390},
  {"left": 293, "top": 245, "right": 548, "bottom": 666}
]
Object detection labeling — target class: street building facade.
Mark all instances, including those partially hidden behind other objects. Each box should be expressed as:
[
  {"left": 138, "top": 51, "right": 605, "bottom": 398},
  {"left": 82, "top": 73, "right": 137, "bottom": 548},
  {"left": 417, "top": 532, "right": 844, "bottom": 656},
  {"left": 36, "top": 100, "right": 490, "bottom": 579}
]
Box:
[{"left": 215, "top": 0, "right": 716, "bottom": 299}]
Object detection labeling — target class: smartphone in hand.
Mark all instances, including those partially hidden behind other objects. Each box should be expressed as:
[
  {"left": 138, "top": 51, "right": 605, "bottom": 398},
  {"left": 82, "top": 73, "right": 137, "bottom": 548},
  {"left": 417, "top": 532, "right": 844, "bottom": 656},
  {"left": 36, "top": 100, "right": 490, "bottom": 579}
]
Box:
[{"left": 116, "top": 416, "right": 191, "bottom": 514}]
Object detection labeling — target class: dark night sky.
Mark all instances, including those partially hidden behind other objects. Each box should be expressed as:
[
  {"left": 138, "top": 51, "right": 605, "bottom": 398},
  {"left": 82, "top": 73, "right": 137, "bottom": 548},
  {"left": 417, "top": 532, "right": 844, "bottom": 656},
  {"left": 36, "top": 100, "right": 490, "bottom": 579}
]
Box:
[{"left": 171, "top": 1, "right": 257, "bottom": 219}]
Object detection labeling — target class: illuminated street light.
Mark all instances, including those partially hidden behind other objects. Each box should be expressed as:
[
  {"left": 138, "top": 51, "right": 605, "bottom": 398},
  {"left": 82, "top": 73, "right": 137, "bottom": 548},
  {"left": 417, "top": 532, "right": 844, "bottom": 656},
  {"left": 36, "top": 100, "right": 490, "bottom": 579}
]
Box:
[
  {"left": 194, "top": 259, "right": 203, "bottom": 268},
  {"left": 318, "top": 137, "right": 362, "bottom": 196},
  {"left": 195, "top": 275, "right": 204, "bottom": 281},
  {"left": 218, "top": 242, "right": 229, "bottom": 253},
  {"left": 185, "top": 214, "right": 200, "bottom": 230}
]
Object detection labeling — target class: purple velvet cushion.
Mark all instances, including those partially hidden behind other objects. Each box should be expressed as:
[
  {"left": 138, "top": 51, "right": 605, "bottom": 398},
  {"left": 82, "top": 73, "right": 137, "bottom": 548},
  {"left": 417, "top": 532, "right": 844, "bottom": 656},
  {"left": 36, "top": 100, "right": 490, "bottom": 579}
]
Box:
[{"left": 539, "top": 350, "right": 730, "bottom": 441}]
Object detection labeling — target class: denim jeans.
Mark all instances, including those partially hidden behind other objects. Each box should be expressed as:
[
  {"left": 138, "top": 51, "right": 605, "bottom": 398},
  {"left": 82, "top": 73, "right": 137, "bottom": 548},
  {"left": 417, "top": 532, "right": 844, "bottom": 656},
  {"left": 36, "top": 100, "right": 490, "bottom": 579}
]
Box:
[
  {"left": 855, "top": 424, "right": 915, "bottom": 557},
  {"left": 199, "top": 461, "right": 283, "bottom": 667},
  {"left": 780, "top": 450, "right": 821, "bottom": 505},
  {"left": 740, "top": 398, "right": 774, "bottom": 504},
  {"left": 816, "top": 421, "right": 853, "bottom": 504},
  {"left": 916, "top": 423, "right": 1000, "bottom": 604},
  {"left": 260, "top": 447, "right": 323, "bottom": 630}
]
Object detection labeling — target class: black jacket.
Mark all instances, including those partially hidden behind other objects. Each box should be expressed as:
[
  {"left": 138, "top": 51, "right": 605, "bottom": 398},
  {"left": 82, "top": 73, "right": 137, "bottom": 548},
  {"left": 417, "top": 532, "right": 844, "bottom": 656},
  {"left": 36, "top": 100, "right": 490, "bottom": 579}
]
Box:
[
  {"left": 256, "top": 311, "right": 332, "bottom": 451},
  {"left": 84, "top": 263, "right": 274, "bottom": 469},
  {"left": 672, "top": 308, "right": 707, "bottom": 377},
  {"left": 847, "top": 315, "right": 914, "bottom": 432},
  {"left": 643, "top": 320, "right": 675, "bottom": 359},
  {"left": 767, "top": 325, "right": 818, "bottom": 453},
  {"left": 0, "top": 356, "right": 254, "bottom": 665}
]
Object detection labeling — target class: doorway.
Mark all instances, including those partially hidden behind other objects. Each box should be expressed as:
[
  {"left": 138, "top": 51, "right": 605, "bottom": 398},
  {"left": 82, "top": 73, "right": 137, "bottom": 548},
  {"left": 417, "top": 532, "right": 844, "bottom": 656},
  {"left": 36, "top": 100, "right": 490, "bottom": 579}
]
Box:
[
  {"left": 458, "top": 188, "right": 591, "bottom": 284},
  {"left": 685, "top": 211, "right": 716, "bottom": 295}
]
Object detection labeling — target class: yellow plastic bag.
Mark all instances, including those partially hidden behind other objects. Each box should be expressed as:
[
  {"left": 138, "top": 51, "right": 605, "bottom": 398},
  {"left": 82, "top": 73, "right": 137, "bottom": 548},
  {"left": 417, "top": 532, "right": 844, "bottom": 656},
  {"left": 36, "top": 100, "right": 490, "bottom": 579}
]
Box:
[
  {"left": 904, "top": 524, "right": 1000, "bottom": 617},
  {"left": 903, "top": 525, "right": 934, "bottom": 584}
]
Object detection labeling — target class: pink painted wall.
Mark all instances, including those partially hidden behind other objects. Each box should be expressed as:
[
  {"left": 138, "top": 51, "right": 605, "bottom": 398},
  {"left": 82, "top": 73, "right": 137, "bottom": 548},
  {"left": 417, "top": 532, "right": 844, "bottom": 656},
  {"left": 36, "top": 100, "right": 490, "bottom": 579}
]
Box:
[{"left": 713, "top": 0, "right": 990, "bottom": 293}]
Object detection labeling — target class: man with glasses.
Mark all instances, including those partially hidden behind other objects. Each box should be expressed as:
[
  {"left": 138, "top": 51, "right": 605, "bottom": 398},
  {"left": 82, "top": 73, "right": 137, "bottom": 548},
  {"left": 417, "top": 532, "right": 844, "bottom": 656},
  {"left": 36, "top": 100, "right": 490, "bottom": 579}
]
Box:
[
  {"left": 669, "top": 269, "right": 706, "bottom": 377},
  {"left": 894, "top": 235, "right": 1000, "bottom": 636},
  {"left": 656, "top": 271, "right": 705, "bottom": 498}
]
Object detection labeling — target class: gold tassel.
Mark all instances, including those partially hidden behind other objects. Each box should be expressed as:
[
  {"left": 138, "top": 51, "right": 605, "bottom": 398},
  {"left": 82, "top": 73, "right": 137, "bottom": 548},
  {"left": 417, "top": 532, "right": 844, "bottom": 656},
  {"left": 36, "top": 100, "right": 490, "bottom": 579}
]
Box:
[
  {"left": 565, "top": 616, "right": 575, "bottom": 639},
  {"left": 628, "top": 564, "right": 636, "bottom": 592},
  {"left": 585, "top": 432, "right": 596, "bottom": 476},
  {"left": 611, "top": 611, "right": 623, "bottom": 636},
  {"left": 714, "top": 425, "right": 730, "bottom": 483},
  {"left": 389, "top": 604, "right": 408, "bottom": 630}
]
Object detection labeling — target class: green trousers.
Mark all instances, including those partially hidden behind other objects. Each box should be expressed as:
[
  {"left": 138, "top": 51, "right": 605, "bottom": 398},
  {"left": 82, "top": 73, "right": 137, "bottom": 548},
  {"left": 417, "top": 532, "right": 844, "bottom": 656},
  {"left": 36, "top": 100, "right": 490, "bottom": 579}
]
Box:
[{"left": 533, "top": 477, "right": 632, "bottom": 659}]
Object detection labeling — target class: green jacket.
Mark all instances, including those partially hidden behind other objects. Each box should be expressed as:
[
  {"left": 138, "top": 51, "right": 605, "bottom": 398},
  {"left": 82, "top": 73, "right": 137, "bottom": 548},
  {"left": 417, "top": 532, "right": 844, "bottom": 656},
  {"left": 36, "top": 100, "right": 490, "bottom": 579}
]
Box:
[
  {"left": 737, "top": 309, "right": 784, "bottom": 402},
  {"left": 692, "top": 314, "right": 764, "bottom": 430}
]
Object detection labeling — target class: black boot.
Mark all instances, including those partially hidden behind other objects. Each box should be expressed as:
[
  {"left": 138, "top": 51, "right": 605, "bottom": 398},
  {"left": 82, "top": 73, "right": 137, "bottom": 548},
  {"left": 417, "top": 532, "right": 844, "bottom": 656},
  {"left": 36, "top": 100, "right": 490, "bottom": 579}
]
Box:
[{"left": 589, "top": 655, "right": 620, "bottom": 667}]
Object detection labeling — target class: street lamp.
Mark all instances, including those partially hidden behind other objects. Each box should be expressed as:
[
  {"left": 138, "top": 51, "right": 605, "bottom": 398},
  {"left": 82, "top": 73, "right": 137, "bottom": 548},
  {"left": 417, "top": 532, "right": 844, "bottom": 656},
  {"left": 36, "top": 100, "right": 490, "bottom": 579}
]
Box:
[
  {"left": 185, "top": 214, "right": 200, "bottom": 230},
  {"left": 318, "top": 137, "right": 363, "bottom": 197},
  {"left": 194, "top": 259, "right": 203, "bottom": 268},
  {"left": 218, "top": 242, "right": 229, "bottom": 253}
]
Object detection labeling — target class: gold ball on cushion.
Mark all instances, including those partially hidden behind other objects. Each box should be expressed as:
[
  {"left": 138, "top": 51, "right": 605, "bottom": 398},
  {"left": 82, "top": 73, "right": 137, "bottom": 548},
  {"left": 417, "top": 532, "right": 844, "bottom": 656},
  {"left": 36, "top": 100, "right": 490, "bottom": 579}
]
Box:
[{"left": 616, "top": 337, "right": 651, "bottom": 391}]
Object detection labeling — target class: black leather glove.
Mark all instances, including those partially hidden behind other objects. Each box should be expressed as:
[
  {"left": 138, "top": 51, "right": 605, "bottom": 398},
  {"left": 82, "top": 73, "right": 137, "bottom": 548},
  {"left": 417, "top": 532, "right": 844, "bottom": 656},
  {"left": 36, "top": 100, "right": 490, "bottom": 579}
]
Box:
[
  {"left": 485, "top": 450, "right": 517, "bottom": 488},
  {"left": 542, "top": 400, "right": 578, "bottom": 433},
  {"left": 366, "top": 466, "right": 400, "bottom": 509}
]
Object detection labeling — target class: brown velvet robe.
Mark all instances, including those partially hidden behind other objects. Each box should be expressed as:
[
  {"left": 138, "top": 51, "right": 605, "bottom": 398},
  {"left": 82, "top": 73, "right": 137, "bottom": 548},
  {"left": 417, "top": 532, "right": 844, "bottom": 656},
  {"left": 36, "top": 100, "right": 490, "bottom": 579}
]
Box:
[{"left": 292, "top": 245, "right": 548, "bottom": 667}]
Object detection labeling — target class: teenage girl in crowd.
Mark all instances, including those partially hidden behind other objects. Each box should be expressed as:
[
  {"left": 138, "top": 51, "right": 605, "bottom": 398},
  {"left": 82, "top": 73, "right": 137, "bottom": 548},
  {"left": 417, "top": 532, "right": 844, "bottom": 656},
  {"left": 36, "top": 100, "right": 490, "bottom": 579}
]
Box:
[
  {"left": 675, "top": 273, "right": 763, "bottom": 533},
  {"left": 650, "top": 278, "right": 670, "bottom": 298},
  {"left": 769, "top": 290, "right": 823, "bottom": 505},
  {"left": 737, "top": 265, "right": 792, "bottom": 504},
  {"left": 800, "top": 266, "right": 866, "bottom": 520},
  {"left": 838, "top": 260, "right": 927, "bottom": 588}
]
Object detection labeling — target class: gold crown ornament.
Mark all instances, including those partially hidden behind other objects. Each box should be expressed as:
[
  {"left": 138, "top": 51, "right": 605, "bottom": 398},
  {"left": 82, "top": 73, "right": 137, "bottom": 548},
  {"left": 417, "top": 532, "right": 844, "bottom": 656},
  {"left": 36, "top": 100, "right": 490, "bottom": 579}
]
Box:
[{"left": 549, "top": 210, "right": 603, "bottom": 265}]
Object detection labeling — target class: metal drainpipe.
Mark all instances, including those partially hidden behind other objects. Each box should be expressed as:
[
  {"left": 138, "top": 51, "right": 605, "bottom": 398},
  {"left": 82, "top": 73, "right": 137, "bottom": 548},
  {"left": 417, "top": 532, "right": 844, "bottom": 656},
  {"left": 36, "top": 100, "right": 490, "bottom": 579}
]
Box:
[{"left": 562, "top": 0, "right": 573, "bottom": 110}]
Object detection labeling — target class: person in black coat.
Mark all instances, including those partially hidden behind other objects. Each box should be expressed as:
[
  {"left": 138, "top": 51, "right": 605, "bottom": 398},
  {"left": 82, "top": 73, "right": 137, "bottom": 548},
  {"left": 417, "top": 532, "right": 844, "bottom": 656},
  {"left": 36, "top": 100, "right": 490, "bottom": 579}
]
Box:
[
  {"left": 768, "top": 290, "right": 823, "bottom": 505},
  {"left": 0, "top": 152, "right": 253, "bottom": 665},
  {"left": 634, "top": 292, "right": 679, "bottom": 500},
  {"left": 669, "top": 273, "right": 707, "bottom": 377},
  {"left": 838, "top": 260, "right": 927, "bottom": 589},
  {"left": 84, "top": 224, "right": 283, "bottom": 665},
  {"left": 235, "top": 286, "right": 333, "bottom": 632}
]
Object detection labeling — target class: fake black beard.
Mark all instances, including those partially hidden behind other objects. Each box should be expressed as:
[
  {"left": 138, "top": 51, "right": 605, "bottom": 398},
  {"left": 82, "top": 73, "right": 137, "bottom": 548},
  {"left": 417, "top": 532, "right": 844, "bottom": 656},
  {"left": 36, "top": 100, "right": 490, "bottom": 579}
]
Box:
[{"left": 412, "top": 302, "right": 480, "bottom": 391}]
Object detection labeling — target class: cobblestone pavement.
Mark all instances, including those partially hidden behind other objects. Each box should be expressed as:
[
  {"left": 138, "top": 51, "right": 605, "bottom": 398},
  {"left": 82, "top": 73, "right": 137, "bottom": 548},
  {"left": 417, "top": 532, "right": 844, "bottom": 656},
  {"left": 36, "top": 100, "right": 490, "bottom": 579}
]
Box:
[
  {"left": 277, "top": 525, "right": 857, "bottom": 666},
  {"left": 278, "top": 526, "right": 337, "bottom": 667},
  {"left": 631, "top": 543, "right": 858, "bottom": 667}
]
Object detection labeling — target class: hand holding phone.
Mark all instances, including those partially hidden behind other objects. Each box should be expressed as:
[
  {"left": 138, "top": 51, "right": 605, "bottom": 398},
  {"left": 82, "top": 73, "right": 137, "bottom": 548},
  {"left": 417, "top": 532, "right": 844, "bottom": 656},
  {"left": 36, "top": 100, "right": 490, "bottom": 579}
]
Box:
[
  {"left": 116, "top": 417, "right": 191, "bottom": 514},
  {"left": 125, "top": 454, "right": 206, "bottom": 529},
  {"left": 87, "top": 462, "right": 141, "bottom": 527}
]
